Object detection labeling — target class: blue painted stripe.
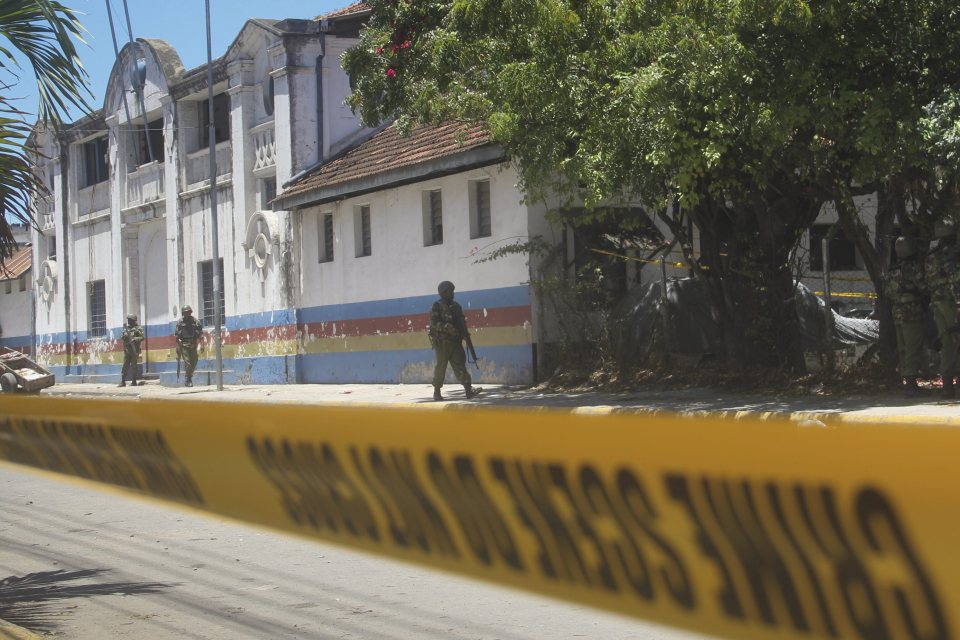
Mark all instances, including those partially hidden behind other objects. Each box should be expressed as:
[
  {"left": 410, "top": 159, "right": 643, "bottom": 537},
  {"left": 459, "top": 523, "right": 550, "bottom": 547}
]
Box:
[
  {"left": 0, "top": 335, "right": 31, "bottom": 349},
  {"left": 297, "top": 344, "right": 533, "bottom": 385},
  {"left": 297, "top": 285, "right": 531, "bottom": 324}
]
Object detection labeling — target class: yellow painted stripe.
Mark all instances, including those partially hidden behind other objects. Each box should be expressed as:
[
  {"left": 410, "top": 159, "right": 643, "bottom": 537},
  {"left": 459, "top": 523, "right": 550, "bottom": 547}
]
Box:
[
  {"left": 299, "top": 326, "right": 531, "bottom": 355},
  {"left": 35, "top": 327, "right": 531, "bottom": 366},
  {"left": 0, "top": 396, "right": 956, "bottom": 640}
]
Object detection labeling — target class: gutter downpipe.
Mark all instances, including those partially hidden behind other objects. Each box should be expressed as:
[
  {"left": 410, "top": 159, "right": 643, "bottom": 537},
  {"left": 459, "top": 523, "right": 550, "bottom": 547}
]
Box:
[
  {"left": 317, "top": 20, "right": 328, "bottom": 168},
  {"left": 59, "top": 137, "right": 72, "bottom": 374}
]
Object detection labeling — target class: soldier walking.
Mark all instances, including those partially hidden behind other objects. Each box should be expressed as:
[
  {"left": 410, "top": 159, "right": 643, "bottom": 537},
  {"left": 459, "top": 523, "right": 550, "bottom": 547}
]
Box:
[
  {"left": 885, "top": 237, "right": 928, "bottom": 397},
  {"left": 428, "top": 281, "right": 475, "bottom": 401},
  {"left": 925, "top": 219, "right": 960, "bottom": 398},
  {"left": 175, "top": 305, "right": 202, "bottom": 387},
  {"left": 119, "top": 314, "right": 144, "bottom": 387}
]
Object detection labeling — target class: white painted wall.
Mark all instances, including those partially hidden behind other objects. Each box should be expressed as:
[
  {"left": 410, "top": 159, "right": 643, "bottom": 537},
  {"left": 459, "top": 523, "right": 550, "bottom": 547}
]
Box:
[
  {"left": 299, "top": 164, "right": 530, "bottom": 306},
  {"left": 0, "top": 273, "right": 33, "bottom": 342}
]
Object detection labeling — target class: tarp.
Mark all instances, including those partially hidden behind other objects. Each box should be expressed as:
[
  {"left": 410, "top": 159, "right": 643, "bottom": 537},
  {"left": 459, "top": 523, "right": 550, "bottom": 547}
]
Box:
[{"left": 611, "top": 277, "right": 878, "bottom": 360}]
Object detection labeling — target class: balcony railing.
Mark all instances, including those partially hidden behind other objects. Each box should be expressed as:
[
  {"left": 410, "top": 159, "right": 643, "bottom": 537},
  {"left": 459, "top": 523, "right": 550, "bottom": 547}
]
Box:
[
  {"left": 33, "top": 194, "right": 55, "bottom": 230},
  {"left": 184, "top": 141, "right": 232, "bottom": 189},
  {"left": 126, "top": 161, "right": 165, "bottom": 207},
  {"left": 77, "top": 181, "right": 110, "bottom": 218},
  {"left": 252, "top": 122, "right": 276, "bottom": 172}
]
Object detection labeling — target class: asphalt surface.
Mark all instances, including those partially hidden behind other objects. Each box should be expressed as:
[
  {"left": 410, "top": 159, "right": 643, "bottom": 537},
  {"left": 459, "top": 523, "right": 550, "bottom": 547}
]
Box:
[{"left": 30, "top": 380, "right": 960, "bottom": 426}]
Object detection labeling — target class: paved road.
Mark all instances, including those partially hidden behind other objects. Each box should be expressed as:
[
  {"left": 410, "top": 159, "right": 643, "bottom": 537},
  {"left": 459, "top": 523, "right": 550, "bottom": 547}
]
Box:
[{"left": 0, "top": 465, "right": 710, "bottom": 640}]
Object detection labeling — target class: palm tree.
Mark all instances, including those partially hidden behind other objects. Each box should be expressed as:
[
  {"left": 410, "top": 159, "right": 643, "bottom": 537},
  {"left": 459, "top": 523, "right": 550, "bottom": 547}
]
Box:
[{"left": 0, "top": 0, "right": 90, "bottom": 263}]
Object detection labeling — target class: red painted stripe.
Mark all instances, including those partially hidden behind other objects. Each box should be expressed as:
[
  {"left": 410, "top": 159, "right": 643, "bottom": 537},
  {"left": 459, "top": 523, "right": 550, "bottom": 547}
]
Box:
[
  {"left": 36, "top": 305, "right": 531, "bottom": 352},
  {"left": 298, "top": 305, "right": 531, "bottom": 339}
]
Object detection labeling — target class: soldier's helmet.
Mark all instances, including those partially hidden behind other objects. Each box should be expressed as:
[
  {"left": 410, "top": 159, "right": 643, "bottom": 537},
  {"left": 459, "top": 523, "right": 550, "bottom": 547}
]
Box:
[
  {"left": 181, "top": 305, "right": 193, "bottom": 315},
  {"left": 437, "top": 281, "right": 455, "bottom": 295},
  {"left": 126, "top": 314, "right": 137, "bottom": 323},
  {"left": 934, "top": 218, "right": 956, "bottom": 240},
  {"left": 894, "top": 236, "right": 917, "bottom": 259}
]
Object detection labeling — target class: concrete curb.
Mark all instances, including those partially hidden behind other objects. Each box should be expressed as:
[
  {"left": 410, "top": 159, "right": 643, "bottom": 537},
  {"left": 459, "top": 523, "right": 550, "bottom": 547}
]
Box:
[{"left": 31, "top": 384, "right": 960, "bottom": 427}]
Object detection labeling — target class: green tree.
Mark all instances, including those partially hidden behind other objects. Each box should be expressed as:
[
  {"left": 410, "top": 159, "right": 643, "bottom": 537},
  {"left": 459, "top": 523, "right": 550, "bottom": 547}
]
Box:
[
  {"left": 0, "top": 0, "right": 90, "bottom": 261},
  {"left": 345, "top": 0, "right": 960, "bottom": 370}
]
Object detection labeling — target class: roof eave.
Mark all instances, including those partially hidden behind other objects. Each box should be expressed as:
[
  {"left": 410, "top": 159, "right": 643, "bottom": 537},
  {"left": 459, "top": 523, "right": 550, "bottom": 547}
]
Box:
[{"left": 275, "top": 144, "right": 506, "bottom": 211}]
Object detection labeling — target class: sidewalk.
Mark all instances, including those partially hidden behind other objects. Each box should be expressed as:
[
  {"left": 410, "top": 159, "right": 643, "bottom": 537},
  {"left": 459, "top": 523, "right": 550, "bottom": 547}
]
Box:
[{"left": 34, "top": 381, "right": 960, "bottom": 426}]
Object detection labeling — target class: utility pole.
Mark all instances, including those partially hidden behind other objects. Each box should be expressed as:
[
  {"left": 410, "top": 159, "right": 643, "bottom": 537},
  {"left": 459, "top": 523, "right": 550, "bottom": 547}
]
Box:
[{"left": 205, "top": 0, "right": 224, "bottom": 390}]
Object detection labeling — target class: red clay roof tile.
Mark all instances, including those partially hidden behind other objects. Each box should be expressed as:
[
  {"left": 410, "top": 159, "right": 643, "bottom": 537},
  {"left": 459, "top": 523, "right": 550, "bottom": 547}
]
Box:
[
  {"left": 279, "top": 121, "right": 495, "bottom": 204},
  {"left": 0, "top": 244, "right": 32, "bottom": 281}
]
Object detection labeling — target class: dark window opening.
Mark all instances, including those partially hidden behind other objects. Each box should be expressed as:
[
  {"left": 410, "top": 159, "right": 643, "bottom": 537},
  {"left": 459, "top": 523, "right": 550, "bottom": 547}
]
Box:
[
  {"left": 426, "top": 190, "right": 443, "bottom": 246},
  {"left": 471, "top": 180, "right": 491, "bottom": 238},
  {"left": 810, "top": 224, "right": 858, "bottom": 271},
  {"left": 199, "top": 93, "right": 231, "bottom": 148},
  {"left": 199, "top": 259, "right": 225, "bottom": 327},
  {"left": 134, "top": 118, "right": 164, "bottom": 165},
  {"left": 88, "top": 279, "right": 107, "bottom": 338},
  {"left": 320, "top": 213, "right": 334, "bottom": 263},
  {"left": 358, "top": 205, "right": 371, "bottom": 257},
  {"left": 82, "top": 137, "right": 109, "bottom": 187}
]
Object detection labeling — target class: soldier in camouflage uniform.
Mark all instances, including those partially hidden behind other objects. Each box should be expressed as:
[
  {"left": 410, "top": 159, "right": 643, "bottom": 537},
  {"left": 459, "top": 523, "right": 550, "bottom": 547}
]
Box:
[
  {"left": 925, "top": 219, "right": 960, "bottom": 398},
  {"left": 884, "top": 237, "right": 927, "bottom": 396},
  {"left": 119, "top": 314, "right": 144, "bottom": 387},
  {"left": 175, "top": 305, "right": 202, "bottom": 387},
  {"left": 428, "top": 281, "right": 475, "bottom": 401}
]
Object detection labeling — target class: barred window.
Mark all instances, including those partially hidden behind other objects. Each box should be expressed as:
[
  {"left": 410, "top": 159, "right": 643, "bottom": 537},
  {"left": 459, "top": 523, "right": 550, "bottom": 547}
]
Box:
[
  {"left": 199, "top": 258, "right": 225, "bottom": 327},
  {"left": 423, "top": 189, "right": 443, "bottom": 246},
  {"left": 319, "top": 212, "right": 334, "bottom": 263},
  {"left": 470, "top": 179, "right": 492, "bottom": 239},
  {"left": 355, "top": 205, "right": 371, "bottom": 257},
  {"left": 88, "top": 280, "right": 107, "bottom": 338}
]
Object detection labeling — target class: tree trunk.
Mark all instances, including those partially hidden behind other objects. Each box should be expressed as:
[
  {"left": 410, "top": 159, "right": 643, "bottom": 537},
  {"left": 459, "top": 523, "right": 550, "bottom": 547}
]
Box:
[{"left": 686, "top": 190, "right": 818, "bottom": 371}]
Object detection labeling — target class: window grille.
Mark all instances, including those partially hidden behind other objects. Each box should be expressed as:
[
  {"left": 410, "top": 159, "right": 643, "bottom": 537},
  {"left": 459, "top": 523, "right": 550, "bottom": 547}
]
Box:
[
  {"left": 199, "top": 259, "right": 225, "bottom": 327},
  {"left": 88, "top": 280, "right": 107, "bottom": 338}
]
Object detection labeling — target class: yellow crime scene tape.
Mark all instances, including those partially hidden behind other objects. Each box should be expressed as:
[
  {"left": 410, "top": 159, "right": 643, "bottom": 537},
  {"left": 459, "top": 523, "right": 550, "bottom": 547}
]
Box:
[{"left": 0, "top": 395, "right": 955, "bottom": 640}]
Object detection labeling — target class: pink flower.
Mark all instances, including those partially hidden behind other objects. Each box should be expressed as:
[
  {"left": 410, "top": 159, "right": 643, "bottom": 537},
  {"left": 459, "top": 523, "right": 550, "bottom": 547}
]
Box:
[
  {"left": 401, "top": 40, "right": 410, "bottom": 49},
  {"left": 375, "top": 47, "right": 383, "bottom": 55},
  {"left": 387, "top": 68, "right": 396, "bottom": 78},
  {"left": 392, "top": 43, "right": 400, "bottom": 53}
]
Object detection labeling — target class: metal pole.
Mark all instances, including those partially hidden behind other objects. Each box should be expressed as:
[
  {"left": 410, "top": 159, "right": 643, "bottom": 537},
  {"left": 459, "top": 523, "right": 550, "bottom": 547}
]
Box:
[
  {"left": 121, "top": 0, "right": 156, "bottom": 163},
  {"left": 821, "top": 238, "right": 835, "bottom": 373},
  {"left": 205, "top": 0, "right": 223, "bottom": 390},
  {"left": 105, "top": 0, "right": 140, "bottom": 167},
  {"left": 659, "top": 257, "right": 671, "bottom": 361}
]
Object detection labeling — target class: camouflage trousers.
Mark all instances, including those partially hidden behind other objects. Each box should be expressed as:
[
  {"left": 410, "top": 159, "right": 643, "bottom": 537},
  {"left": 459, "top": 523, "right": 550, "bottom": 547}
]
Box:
[
  {"left": 433, "top": 338, "right": 471, "bottom": 387},
  {"left": 179, "top": 342, "right": 199, "bottom": 379},
  {"left": 894, "top": 319, "right": 924, "bottom": 378},
  {"left": 931, "top": 297, "right": 959, "bottom": 380},
  {"left": 121, "top": 348, "right": 140, "bottom": 383}
]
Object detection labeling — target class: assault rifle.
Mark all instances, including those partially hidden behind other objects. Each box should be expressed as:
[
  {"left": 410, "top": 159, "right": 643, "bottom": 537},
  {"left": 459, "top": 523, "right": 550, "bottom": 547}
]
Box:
[
  {"left": 465, "top": 334, "right": 480, "bottom": 369},
  {"left": 176, "top": 343, "right": 182, "bottom": 381}
]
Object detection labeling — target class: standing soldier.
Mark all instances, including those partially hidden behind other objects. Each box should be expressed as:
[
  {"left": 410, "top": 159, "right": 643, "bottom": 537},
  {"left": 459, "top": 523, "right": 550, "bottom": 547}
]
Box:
[
  {"left": 428, "top": 281, "right": 475, "bottom": 401},
  {"left": 119, "top": 314, "right": 144, "bottom": 387},
  {"left": 175, "top": 305, "right": 202, "bottom": 387},
  {"left": 884, "top": 237, "right": 928, "bottom": 397},
  {"left": 925, "top": 219, "right": 960, "bottom": 398}
]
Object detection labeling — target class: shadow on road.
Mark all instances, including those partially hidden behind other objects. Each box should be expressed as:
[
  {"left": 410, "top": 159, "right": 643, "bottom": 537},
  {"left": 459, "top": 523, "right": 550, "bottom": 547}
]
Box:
[{"left": 0, "top": 569, "right": 174, "bottom": 634}]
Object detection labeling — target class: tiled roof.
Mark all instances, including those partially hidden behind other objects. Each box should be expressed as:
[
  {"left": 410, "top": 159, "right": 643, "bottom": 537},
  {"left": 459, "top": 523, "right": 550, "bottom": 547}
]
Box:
[
  {"left": 320, "top": 2, "right": 370, "bottom": 19},
  {"left": 277, "top": 121, "right": 497, "bottom": 205},
  {"left": 0, "top": 244, "right": 32, "bottom": 281}
]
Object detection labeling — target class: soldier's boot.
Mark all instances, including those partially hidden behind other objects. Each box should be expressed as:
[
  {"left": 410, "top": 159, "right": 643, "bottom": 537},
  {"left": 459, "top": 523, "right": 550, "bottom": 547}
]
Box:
[
  {"left": 903, "top": 377, "right": 920, "bottom": 398},
  {"left": 433, "top": 386, "right": 443, "bottom": 401},
  {"left": 185, "top": 377, "right": 193, "bottom": 388},
  {"left": 943, "top": 375, "right": 955, "bottom": 399},
  {"left": 464, "top": 383, "right": 475, "bottom": 399},
  {"left": 118, "top": 380, "right": 126, "bottom": 388}
]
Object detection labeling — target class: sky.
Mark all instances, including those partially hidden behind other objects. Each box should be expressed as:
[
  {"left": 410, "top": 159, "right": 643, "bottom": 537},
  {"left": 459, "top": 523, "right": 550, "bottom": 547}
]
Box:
[{"left": 8, "top": 0, "right": 356, "bottom": 123}]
